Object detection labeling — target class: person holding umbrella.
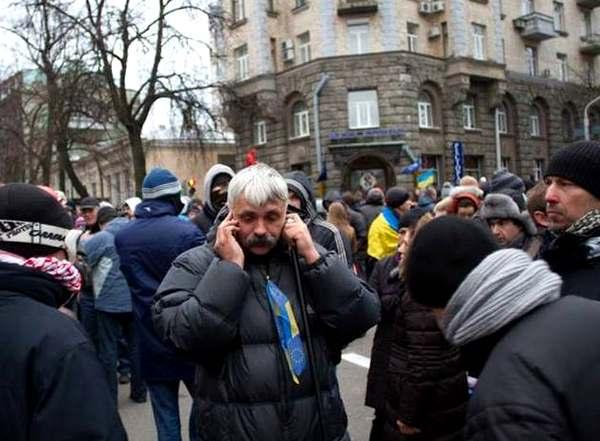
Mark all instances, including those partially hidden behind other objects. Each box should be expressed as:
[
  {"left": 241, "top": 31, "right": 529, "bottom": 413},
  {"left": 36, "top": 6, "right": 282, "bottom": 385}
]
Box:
[{"left": 152, "top": 163, "right": 380, "bottom": 441}]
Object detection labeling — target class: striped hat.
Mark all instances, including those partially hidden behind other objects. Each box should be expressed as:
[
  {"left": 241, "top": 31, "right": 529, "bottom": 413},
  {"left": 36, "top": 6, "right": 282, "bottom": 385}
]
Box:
[{"left": 142, "top": 168, "right": 182, "bottom": 200}]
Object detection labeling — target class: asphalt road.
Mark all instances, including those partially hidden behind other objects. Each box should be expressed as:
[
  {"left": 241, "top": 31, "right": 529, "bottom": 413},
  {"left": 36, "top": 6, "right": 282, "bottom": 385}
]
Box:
[{"left": 119, "top": 328, "right": 376, "bottom": 441}]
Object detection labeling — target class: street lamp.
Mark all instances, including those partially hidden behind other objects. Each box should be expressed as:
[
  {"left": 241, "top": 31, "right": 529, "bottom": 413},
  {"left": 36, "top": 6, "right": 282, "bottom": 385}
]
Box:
[{"left": 584, "top": 94, "right": 600, "bottom": 141}]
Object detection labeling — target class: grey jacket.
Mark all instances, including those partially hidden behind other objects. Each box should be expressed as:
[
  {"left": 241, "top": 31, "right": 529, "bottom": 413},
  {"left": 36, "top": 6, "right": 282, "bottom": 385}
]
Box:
[{"left": 152, "top": 243, "right": 380, "bottom": 441}]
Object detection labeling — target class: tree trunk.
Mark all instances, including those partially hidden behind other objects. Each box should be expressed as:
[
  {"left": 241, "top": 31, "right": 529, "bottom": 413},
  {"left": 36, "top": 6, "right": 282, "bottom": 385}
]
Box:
[
  {"left": 57, "top": 140, "right": 88, "bottom": 197},
  {"left": 128, "top": 126, "right": 147, "bottom": 197}
]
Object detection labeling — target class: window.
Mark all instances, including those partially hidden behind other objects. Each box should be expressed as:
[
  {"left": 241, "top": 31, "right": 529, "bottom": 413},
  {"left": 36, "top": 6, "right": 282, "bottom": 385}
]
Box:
[
  {"left": 298, "top": 32, "right": 311, "bottom": 64},
  {"left": 417, "top": 92, "right": 434, "bottom": 128},
  {"left": 472, "top": 24, "right": 486, "bottom": 60},
  {"left": 442, "top": 22, "right": 449, "bottom": 57},
  {"left": 584, "top": 11, "right": 593, "bottom": 37},
  {"left": 553, "top": 2, "right": 564, "bottom": 32},
  {"left": 463, "top": 97, "right": 477, "bottom": 129},
  {"left": 254, "top": 120, "right": 267, "bottom": 145},
  {"left": 464, "top": 155, "right": 483, "bottom": 179},
  {"left": 530, "top": 105, "right": 541, "bottom": 137},
  {"left": 501, "top": 38, "right": 506, "bottom": 64},
  {"left": 588, "top": 59, "right": 595, "bottom": 85},
  {"left": 557, "top": 53, "right": 568, "bottom": 81},
  {"left": 497, "top": 104, "right": 508, "bottom": 134},
  {"left": 267, "top": 0, "right": 275, "bottom": 12},
  {"left": 407, "top": 23, "right": 418, "bottom": 53},
  {"left": 295, "top": 0, "right": 306, "bottom": 8},
  {"left": 348, "top": 90, "right": 380, "bottom": 129},
  {"left": 291, "top": 101, "right": 310, "bottom": 138},
  {"left": 91, "top": 182, "right": 97, "bottom": 197},
  {"left": 421, "top": 155, "right": 442, "bottom": 185},
  {"left": 561, "top": 109, "right": 574, "bottom": 141},
  {"left": 501, "top": 157, "right": 512, "bottom": 171},
  {"left": 521, "top": 0, "right": 534, "bottom": 15},
  {"left": 234, "top": 44, "right": 249, "bottom": 80},
  {"left": 232, "top": 0, "right": 245, "bottom": 22},
  {"left": 525, "top": 46, "right": 538, "bottom": 76},
  {"left": 533, "top": 159, "right": 544, "bottom": 181},
  {"left": 348, "top": 23, "right": 369, "bottom": 55}
]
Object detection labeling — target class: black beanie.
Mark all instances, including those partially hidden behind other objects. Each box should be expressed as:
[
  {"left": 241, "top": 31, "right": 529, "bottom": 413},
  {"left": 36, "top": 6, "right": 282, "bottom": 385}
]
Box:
[
  {"left": 0, "top": 183, "right": 73, "bottom": 258},
  {"left": 406, "top": 216, "right": 498, "bottom": 308},
  {"left": 96, "top": 206, "right": 118, "bottom": 228},
  {"left": 385, "top": 187, "right": 409, "bottom": 209},
  {"left": 545, "top": 141, "right": 600, "bottom": 200}
]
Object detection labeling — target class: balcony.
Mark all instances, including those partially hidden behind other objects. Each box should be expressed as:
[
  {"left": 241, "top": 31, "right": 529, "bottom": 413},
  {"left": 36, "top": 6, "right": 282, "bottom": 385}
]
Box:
[
  {"left": 513, "top": 12, "right": 557, "bottom": 41},
  {"left": 337, "top": 0, "right": 378, "bottom": 16},
  {"left": 581, "top": 34, "right": 600, "bottom": 55},
  {"left": 577, "top": 0, "right": 600, "bottom": 8}
]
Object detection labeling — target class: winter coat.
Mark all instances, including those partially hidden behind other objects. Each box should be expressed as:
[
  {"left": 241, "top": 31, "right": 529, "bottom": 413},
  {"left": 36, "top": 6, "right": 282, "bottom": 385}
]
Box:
[
  {"left": 0, "top": 262, "right": 127, "bottom": 441},
  {"left": 365, "top": 254, "right": 403, "bottom": 410},
  {"left": 152, "top": 243, "right": 381, "bottom": 441},
  {"left": 358, "top": 202, "right": 383, "bottom": 230},
  {"left": 193, "top": 164, "right": 235, "bottom": 236},
  {"left": 542, "top": 226, "right": 600, "bottom": 301},
  {"left": 115, "top": 199, "right": 205, "bottom": 381},
  {"left": 368, "top": 208, "right": 401, "bottom": 261},
  {"left": 84, "top": 217, "right": 132, "bottom": 313},
  {"left": 462, "top": 296, "right": 600, "bottom": 441},
  {"left": 383, "top": 292, "right": 468, "bottom": 441}
]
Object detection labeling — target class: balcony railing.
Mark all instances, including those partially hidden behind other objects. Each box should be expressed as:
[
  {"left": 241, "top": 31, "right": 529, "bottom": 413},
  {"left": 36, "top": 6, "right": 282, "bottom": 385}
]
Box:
[
  {"left": 581, "top": 34, "right": 600, "bottom": 55},
  {"left": 513, "top": 12, "right": 557, "bottom": 41},
  {"left": 337, "top": 0, "right": 378, "bottom": 16},
  {"left": 577, "top": 0, "right": 600, "bottom": 8}
]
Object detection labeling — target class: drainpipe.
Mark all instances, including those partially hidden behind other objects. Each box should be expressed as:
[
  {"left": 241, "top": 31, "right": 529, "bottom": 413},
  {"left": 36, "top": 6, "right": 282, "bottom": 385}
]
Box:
[
  {"left": 584, "top": 94, "right": 600, "bottom": 141},
  {"left": 495, "top": 107, "right": 502, "bottom": 171},
  {"left": 313, "top": 73, "right": 330, "bottom": 180}
]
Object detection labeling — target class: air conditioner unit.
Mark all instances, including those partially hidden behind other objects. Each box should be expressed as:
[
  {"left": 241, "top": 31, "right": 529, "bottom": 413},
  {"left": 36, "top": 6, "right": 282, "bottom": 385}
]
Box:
[
  {"left": 282, "top": 40, "right": 295, "bottom": 62},
  {"left": 428, "top": 25, "right": 441, "bottom": 39},
  {"left": 419, "top": 1, "right": 432, "bottom": 14},
  {"left": 431, "top": 1, "right": 445, "bottom": 12}
]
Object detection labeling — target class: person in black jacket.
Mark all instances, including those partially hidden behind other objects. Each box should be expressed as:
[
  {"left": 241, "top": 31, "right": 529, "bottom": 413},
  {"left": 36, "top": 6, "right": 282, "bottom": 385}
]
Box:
[
  {"left": 152, "top": 164, "right": 380, "bottom": 441},
  {"left": 406, "top": 216, "right": 600, "bottom": 441},
  {"left": 192, "top": 163, "right": 235, "bottom": 235},
  {"left": 542, "top": 141, "right": 600, "bottom": 301},
  {"left": 0, "top": 183, "right": 126, "bottom": 441}
]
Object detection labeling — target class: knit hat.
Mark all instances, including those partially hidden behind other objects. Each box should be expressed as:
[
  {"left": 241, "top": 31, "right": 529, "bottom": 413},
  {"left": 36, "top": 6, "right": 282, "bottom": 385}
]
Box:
[
  {"left": 142, "top": 168, "right": 182, "bottom": 200},
  {"left": 406, "top": 216, "right": 498, "bottom": 308},
  {"left": 545, "top": 141, "right": 600, "bottom": 200},
  {"left": 0, "top": 183, "right": 73, "bottom": 258},
  {"left": 479, "top": 193, "right": 537, "bottom": 236},
  {"left": 385, "top": 187, "right": 410, "bottom": 209}
]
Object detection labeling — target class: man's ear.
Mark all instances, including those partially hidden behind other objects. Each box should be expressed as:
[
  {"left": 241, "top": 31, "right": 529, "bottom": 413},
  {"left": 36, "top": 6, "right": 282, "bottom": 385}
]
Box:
[{"left": 533, "top": 210, "right": 549, "bottom": 228}]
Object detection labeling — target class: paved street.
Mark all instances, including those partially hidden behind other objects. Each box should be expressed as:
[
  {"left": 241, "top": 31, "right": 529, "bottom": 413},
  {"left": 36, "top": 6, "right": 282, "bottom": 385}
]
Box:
[{"left": 119, "top": 329, "right": 375, "bottom": 441}]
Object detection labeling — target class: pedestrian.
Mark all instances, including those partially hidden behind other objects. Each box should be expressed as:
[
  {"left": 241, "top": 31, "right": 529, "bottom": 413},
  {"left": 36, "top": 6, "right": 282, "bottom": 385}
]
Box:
[
  {"left": 115, "top": 167, "right": 205, "bottom": 441},
  {"left": 192, "top": 163, "right": 234, "bottom": 236},
  {"left": 542, "top": 141, "right": 600, "bottom": 300},
  {"left": 327, "top": 201, "right": 357, "bottom": 258},
  {"left": 0, "top": 183, "right": 127, "bottom": 441},
  {"left": 120, "top": 197, "right": 141, "bottom": 219},
  {"left": 84, "top": 206, "right": 146, "bottom": 404},
  {"left": 406, "top": 216, "right": 600, "bottom": 440},
  {"left": 489, "top": 169, "right": 527, "bottom": 210},
  {"left": 358, "top": 187, "right": 385, "bottom": 229},
  {"left": 152, "top": 163, "right": 380, "bottom": 441}
]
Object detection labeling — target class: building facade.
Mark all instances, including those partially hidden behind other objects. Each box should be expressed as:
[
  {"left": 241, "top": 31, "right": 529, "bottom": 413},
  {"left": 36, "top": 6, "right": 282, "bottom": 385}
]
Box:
[{"left": 215, "top": 0, "right": 600, "bottom": 191}]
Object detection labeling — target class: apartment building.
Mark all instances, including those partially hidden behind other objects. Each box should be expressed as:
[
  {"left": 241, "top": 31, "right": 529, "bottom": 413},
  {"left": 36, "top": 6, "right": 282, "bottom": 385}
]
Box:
[{"left": 214, "top": 0, "right": 600, "bottom": 190}]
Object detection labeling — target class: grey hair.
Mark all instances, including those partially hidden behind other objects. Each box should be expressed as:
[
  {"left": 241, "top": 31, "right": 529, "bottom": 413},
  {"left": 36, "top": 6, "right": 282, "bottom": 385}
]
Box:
[{"left": 227, "top": 163, "right": 289, "bottom": 208}]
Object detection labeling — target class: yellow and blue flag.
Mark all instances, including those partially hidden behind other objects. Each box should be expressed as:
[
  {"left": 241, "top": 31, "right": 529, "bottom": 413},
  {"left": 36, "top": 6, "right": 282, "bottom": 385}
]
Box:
[
  {"left": 266, "top": 279, "right": 306, "bottom": 384},
  {"left": 416, "top": 169, "right": 436, "bottom": 189}
]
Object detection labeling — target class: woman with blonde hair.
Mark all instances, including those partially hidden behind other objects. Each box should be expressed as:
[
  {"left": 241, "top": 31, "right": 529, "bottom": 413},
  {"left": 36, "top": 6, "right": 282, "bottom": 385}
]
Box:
[{"left": 327, "top": 201, "right": 357, "bottom": 259}]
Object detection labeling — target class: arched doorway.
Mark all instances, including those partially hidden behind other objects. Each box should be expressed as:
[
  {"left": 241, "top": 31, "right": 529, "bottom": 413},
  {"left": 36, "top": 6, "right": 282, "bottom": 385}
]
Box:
[{"left": 343, "top": 154, "right": 396, "bottom": 192}]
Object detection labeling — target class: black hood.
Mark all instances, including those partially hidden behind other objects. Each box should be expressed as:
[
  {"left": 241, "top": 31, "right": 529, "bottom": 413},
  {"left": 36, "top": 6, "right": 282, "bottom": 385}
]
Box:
[
  {"left": 284, "top": 171, "right": 318, "bottom": 221},
  {"left": 0, "top": 262, "right": 71, "bottom": 308}
]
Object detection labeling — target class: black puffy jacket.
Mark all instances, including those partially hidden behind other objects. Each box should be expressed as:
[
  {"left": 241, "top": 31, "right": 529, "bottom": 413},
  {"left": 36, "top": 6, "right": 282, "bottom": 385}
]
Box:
[
  {"left": 0, "top": 262, "right": 127, "bottom": 441},
  {"left": 152, "top": 244, "right": 380, "bottom": 441}
]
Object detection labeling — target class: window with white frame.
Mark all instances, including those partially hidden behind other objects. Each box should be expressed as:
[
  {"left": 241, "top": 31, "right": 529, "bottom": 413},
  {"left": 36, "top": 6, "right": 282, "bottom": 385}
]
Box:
[
  {"left": 497, "top": 104, "right": 508, "bottom": 134},
  {"left": 561, "top": 109, "right": 574, "bottom": 141},
  {"left": 407, "top": 23, "right": 418, "bottom": 53},
  {"left": 533, "top": 159, "right": 544, "bottom": 181},
  {"left": 464, "top": 155, "right": 483, "bottom": 179},
  {"left": 530, "top": 105, "right": 541, "bottom": 136},
  {"left": 521, "top": 0, "right": 534, "bottom": 15},
  {"left": 291, "top": 101, "right": 309, "bottom": 138},
  {"left": 525, "top": 46, "right": 538, "bottom": 76},
  {"left": 298, "top": 32, "right": 311, "bottom": 64},
  {"left": 254, "top": 120, "right": 267, "bottom": 145},
  {"left": 553, "top": 2, "right": 565, "bottom": 32},
  {"left": 472, "top": 24, "right": 486, "bottom": 60},
  {"left": 234, "top": 44, "right": 249, "bottom": 80},
  {"left": 348, "top": 90, "right": 380, "bottom": 129},
  {"left": 348, "top": 23, "right": 369, "bottom": 55},
  {"left": 557, "top": 53, "right": 568, "bottom": 81},
  {"left": 417, "top": 92, "right": 434, "bottom": 128},
  {"left": 584, "top": 11, "right": 593, "bottom": 36},
  {"left": 501, "top": 157, "right": 512, "bottom": 171},
  {"left": 463, "top": 97, "right": 477, "bottom": 129},
  {"left": 232, "top": 0, "right": 245, "bottom": 22}
]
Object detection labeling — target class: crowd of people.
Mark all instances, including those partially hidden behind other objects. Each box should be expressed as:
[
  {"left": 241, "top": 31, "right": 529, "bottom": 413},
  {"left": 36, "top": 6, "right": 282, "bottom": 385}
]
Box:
[{"left": 1, "top": 140, "right": 600, "bottom": 441}]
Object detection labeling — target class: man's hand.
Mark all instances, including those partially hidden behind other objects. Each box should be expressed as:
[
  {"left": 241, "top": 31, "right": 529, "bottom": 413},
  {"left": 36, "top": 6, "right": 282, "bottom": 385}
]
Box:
[
  {"left": 282, "top": 213, "right": 319, "bottom": 265},
  {"left": 214, "top": 211, "right": 244, "bottom": 269},
  {"left": 396, "top": 419, "right": 421, "bottom": 436}
]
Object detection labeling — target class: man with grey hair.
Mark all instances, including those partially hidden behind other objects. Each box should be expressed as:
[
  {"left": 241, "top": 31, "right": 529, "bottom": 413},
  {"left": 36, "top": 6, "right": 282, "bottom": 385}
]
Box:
[{"left": 152, "top": 163, "right": 380, "bottom": 441}]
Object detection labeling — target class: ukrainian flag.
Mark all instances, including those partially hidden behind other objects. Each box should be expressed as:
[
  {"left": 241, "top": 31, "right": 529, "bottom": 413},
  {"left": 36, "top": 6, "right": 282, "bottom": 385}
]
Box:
[{"left": 416, "top": 169, "right": 436, "bottom": 189}]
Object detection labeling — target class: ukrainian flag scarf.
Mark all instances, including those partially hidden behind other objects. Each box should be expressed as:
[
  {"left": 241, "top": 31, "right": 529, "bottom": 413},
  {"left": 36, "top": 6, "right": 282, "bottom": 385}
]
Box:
[{"left": 266, "top": 278, "right": 307, "bottom": 384}]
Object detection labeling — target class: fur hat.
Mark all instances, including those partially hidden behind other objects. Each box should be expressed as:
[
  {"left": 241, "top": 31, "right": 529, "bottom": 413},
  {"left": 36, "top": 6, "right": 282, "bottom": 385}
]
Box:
[
  {"left": 142, "top": 168, "right": 182, "bottom": 200},
  {"left": 479, "top": 193, "right": 537, "bottom": 236}
]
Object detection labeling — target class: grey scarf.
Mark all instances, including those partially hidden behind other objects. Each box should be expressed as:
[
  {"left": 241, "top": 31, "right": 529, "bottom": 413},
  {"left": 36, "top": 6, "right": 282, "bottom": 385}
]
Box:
[{"left": 442, "top": 249, "right": 562, "bottom": 346}]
